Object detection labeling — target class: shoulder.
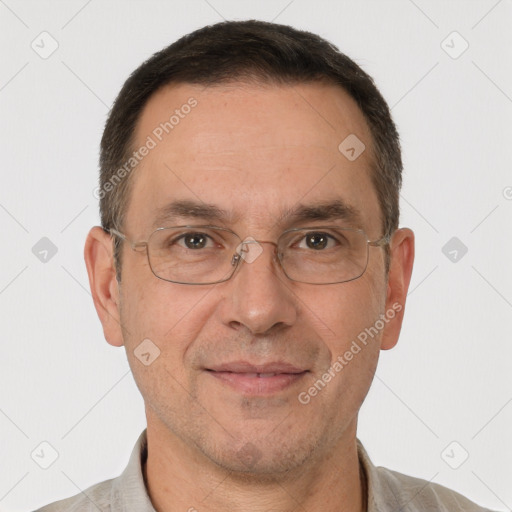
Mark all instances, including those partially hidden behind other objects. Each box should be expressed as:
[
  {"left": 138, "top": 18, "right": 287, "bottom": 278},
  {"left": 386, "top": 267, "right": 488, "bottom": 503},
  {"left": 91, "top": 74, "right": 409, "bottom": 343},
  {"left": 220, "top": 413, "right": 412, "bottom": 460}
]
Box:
[
  {"left": 32, "top": 429, "right": 154, "bottom": 512},
  {"left": 33, "top": 477, "right": 114, "bottom": 512},
  {"left": 373, "top": 465, "right": 496, "bottom": 512},
  {"left": 356, "top": 438, "right": 496, "bottom": 512}
]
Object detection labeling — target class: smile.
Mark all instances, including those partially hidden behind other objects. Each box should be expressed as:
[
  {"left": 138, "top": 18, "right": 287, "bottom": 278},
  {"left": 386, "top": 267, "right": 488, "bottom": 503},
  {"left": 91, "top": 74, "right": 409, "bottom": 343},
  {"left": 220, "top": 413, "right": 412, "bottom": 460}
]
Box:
[{"left": 206, "top": 368, "right": 308, "bottom": 395}]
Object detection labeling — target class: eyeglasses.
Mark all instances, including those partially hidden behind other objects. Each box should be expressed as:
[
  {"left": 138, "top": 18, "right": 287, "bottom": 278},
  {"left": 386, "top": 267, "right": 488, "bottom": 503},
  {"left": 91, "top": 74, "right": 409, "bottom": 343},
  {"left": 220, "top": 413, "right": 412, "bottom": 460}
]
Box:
[{"left": 109, "top": 225, "right": 390, "bottom": 285}]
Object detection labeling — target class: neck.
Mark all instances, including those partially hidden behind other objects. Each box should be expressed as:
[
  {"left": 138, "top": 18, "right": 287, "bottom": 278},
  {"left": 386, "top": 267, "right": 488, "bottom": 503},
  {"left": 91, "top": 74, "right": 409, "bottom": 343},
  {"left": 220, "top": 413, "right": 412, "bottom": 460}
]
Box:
[{"left": 142, "top": 420, "right": 366, "bottom": 512}]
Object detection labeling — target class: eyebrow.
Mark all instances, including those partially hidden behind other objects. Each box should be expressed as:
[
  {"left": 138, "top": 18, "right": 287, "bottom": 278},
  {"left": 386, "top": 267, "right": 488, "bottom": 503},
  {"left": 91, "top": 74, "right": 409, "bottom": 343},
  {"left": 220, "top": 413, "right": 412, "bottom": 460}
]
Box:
[{"left": 150, "top": 198, "right": 363, "bottom": 230}]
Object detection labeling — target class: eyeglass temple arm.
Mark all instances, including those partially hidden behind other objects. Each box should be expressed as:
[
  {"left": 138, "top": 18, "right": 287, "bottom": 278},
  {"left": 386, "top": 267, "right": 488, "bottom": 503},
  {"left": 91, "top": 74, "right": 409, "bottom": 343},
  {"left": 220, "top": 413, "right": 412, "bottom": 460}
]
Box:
[
  {"left": 108, "top": 228, "right": 126, "bottom": 240},
  {"left": 368, "top": 234, "right": 391, "bottom": 247},
  {"left": 108, "top": 228, "right": 148, "bottom": 251}
]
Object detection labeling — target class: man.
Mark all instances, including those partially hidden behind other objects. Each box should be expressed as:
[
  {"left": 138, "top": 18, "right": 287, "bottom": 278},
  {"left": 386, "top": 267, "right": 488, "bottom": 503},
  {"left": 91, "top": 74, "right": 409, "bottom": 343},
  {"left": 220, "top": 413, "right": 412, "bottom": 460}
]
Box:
[{"left": 36, "top": 20, "right": 495, "bottom": 512}]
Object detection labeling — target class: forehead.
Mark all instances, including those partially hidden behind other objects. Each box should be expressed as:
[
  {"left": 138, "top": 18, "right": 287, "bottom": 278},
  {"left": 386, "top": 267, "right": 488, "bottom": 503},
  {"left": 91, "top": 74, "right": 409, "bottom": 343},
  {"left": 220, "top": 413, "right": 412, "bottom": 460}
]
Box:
[{"left": 127, "top": 81, "right": 381, "bottom": 236}]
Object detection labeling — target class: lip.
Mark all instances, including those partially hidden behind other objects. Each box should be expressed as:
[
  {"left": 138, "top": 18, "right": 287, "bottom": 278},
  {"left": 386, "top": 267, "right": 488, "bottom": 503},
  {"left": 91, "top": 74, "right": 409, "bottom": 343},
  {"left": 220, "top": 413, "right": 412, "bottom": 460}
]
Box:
[
  {"left": 207, "top": 361, "right": 306, "bottom": 374},
  {"left": 205, "top": 361, "right": 308, "bottom": 395}
]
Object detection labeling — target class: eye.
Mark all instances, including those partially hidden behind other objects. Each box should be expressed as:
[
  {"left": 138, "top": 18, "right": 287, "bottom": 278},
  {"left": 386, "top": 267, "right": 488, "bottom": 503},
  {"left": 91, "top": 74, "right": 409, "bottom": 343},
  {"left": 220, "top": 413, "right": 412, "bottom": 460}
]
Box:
[
  {"left": 175, "top": 232, "right": 216, "bottom": 250},
  {"left": 298, "top": 232, "right": 339, "bottom": 251}
]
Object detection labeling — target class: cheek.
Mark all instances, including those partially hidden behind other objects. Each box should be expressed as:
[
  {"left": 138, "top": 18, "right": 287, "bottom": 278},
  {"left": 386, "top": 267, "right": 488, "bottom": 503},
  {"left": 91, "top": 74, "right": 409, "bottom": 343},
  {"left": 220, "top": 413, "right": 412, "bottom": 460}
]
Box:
[
  {"left": 315, "top": 281, "right": 384, "bottom": 405},
  {"left": 119, "top": 282, "right": 209, "bottom": 402},
  {"left": 119, "top": 275, "right": 216, "bottom": 361},
  {"left": 312, "top": 275, "right": 385, "bottom": 346}
]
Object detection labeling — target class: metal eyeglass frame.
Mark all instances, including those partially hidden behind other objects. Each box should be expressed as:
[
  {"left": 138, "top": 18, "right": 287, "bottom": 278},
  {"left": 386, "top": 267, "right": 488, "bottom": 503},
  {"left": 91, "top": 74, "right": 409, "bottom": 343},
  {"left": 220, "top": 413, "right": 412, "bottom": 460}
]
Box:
[{"left": 108, "top": 225, "right": 391, "bottom": 285}]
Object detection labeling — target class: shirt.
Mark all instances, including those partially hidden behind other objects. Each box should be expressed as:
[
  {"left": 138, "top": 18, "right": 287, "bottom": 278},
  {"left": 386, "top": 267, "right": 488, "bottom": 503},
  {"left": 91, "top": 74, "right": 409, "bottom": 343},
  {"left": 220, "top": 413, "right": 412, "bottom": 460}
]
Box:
[{"left": 34, "top": 429, "right": 496, "bottom": 512}]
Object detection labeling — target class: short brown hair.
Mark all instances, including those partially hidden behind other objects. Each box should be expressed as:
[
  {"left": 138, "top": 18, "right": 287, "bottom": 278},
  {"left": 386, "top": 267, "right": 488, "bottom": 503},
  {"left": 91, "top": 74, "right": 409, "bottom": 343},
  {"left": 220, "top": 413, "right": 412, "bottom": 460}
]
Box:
[{"left": 99, "top": 19, "right": 402, "bottom": 280}]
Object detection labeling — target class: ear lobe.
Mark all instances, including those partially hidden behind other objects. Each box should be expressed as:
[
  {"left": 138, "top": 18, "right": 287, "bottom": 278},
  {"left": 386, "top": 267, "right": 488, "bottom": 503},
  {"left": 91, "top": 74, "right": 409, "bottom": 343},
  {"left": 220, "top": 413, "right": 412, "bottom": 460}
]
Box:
[
  {"left": 84, "top": 226, "right": 124, "bottom": 347},
  {"left": 380, "top": 228, "right": 415, "bottom": 351}
]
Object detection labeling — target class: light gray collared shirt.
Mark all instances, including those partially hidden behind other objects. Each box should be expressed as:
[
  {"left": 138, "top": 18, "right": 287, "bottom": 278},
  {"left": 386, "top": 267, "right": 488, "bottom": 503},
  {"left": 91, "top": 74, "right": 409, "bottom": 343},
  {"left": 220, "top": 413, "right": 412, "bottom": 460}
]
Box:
[{"left": 34, "top": 429, "right": 496, "bottom": 512}]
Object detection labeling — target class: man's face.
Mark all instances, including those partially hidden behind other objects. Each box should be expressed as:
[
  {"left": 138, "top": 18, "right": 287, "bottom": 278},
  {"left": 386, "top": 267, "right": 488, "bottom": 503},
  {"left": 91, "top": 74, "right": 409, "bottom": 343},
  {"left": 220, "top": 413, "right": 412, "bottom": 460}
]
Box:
[{"left": 113, "top": 81, "right": 395, "bottom": 474}]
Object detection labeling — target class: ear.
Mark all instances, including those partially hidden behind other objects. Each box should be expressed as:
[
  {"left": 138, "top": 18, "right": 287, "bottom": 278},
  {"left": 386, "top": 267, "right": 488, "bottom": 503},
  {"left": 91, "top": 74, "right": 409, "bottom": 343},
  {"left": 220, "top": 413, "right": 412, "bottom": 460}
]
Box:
[
  {"left": 380, "top": 228, "right": 415, "bottom": 350},
  {"left": 84, "top": 226, "right": 124, "bottom": 347}
]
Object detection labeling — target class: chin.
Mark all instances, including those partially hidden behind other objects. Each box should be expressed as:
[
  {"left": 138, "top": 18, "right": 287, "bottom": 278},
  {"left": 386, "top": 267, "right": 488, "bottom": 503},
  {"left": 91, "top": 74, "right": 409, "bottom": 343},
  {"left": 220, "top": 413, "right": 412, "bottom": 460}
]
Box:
[{"left": 201, "top": 433, "right": 319, "bottom": 482}]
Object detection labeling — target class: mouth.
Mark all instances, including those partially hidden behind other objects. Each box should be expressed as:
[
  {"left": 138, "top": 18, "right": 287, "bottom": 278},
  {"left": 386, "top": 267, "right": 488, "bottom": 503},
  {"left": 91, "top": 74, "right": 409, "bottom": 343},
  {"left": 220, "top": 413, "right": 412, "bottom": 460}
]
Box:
[{"left": 205, "top": 362, "right": 309, "bottom": 395}]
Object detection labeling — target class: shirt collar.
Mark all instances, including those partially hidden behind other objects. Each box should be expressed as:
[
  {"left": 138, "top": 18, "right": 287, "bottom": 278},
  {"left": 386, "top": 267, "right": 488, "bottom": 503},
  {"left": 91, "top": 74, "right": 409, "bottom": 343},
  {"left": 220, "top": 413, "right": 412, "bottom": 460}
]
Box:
[
  {"left": 357, "top": 438, "right": 403, "bottom": 512},
  {"left": 110, "top": 429, "right": 156, "bottom": 512}
]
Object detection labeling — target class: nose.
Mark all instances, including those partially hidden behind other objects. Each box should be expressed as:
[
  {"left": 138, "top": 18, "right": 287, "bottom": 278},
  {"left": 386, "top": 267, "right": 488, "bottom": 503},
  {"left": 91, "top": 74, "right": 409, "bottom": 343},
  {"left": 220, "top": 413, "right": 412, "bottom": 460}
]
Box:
[{"left": 219, "top": 239, "right": 297, "bottom": 335}]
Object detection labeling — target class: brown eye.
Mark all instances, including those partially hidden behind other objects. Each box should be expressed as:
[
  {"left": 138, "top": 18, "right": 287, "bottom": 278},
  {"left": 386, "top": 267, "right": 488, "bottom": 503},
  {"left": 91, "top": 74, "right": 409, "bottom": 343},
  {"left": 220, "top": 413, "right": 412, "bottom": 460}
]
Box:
[
  {"left": 305, "top": 233, "right": 329, "bottom": 250},
  {"left": 181, "top": 233, "right": 209, "bottom": 250}
]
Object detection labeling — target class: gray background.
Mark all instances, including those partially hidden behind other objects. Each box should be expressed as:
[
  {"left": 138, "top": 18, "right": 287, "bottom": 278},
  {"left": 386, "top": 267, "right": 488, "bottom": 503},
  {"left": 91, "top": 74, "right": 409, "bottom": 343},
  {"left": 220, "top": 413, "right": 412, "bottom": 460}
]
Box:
[{"left": 0, "top": 0, "right": 511, "bottom": 511}]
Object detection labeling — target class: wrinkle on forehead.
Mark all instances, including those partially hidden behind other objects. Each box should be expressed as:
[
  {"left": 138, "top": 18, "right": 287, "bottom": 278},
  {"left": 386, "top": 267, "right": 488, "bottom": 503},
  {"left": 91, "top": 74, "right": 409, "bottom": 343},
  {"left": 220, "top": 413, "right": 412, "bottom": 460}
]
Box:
[{"left": 126, "top": 81, "right": 381, "bottom": 238}]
